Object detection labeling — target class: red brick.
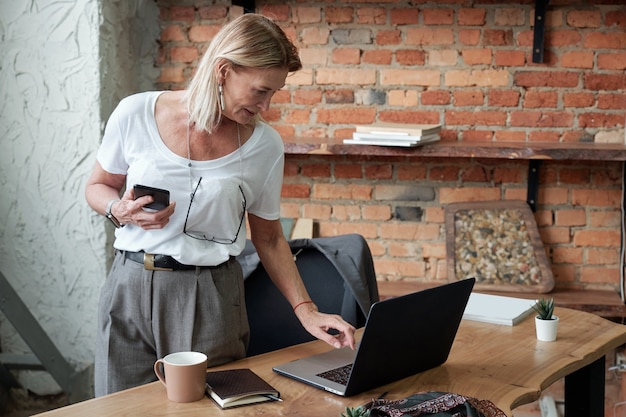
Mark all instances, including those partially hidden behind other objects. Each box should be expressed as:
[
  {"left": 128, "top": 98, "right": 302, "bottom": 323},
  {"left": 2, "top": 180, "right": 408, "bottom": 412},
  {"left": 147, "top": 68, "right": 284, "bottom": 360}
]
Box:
[
  {"left": 198, "top": 5, "right": 227, "bottom": 20},
  {"left": 281, "top": 183, "right": 311, "bottom": 199},
  {"left": 378, "top": 110, "right": 440, "bottom": 125},
  {"left": 528, "top": 131, "right": 560, "bottom": 142},
  {"left": 458, "top": 8, "right": 486, "bottom": 26},
  {"left": 606, "top": 11, "right": 626, "bottom": 29},
  {"left": 302, "top": 204, "right": 331, "bottom": 220},
  {"left": 554, "top": 209, "right": 586, "bottom": 226},
  {"left": 260, "top": 4, "right": 290, "bottom": 22},
  {"left": 325, "top": 89, "right": 354, "bottom": 104},
  {"left": 461, "top": 166, "right": 489, "bottom": 182},
  {"left": 397, "top": 165, "right": 427, "bottom": 181},
  {"left": 578, "top": 113, "right": 625, "bottom": 128},
  {"left": 272, "top": 90, "right": 290, "bottom": 104},
  {"left": 362, "top": 49, "right": 392, "bottom": 65},
  {"left": 538, "top": 187, "right": 568, "bottom": 205},
  {"left": 561, "top": 51, "right": 594, "bottom": 69},
  {"left": 325, "top": 6, "right": 354, "bottom": 24},
  {"left": 494, "top": 50, "right": 526, "bottom": 66},
  {"left": 406, "top": 28, "right": 455, "bottom": 45},
  {"left": 515, "top": 71, "right": 579, "bottom": 88},
  {"left": 494, "top": 167, "right": 524, "bottom": 184},
  {"left": 284, "top": 109, "right": 311, "bottom": 125},
  {"left": 584, "top": 32, "right": 626, "bottom": 50},
  {"left": 396, "top": 50, "right": 426, "bottom": 66},
  {"left": 422, "top": 242, "right": 446, "bottom": 259},
  {"left": 459, "top": 29, "right": 481, "bottom": 46},
  {"left": 539, "top": 227, "right": 571, "bottom": 245},
  {"left": 598, "top": 53, "right": 626, "bottom": 70},
  {"left": 439, "top": 187, "right": 500, "bottom": 204},
  {"left": 300, "top": 163, "right": 330, "bottom": 178},
  {"left": 168, "top": 6, "right": 195, "bottom": 21},
  {"left": 567, "top": 10, "right": 601, "bottom": 28},
  {"left": 429, "top": 166, "right": 460, "bottom": 181},
  {"left": 294, "top": 6, "right": 321, "bottom": 24},
  {"left": 462, "top": 49, "right": 492, "bottom": 65},
  {"left": 563, "top": 92, "right": 595, "bottom": 108},
  {"left": 546, "top": 30, "right": 582, "bottom": 47},
  {"left": 356, "top": 7, "right": 386, "bottom": 25},
  {"left": 331, "top": 205, "right": 361, "bottom": 221},
  {"left": 161, "top": 25, "right": 185, "bottom": 42},
  {"left": 365, "top": 165, "right": 393, "bottom": 180},
  {"left": 495, "top": 131, "right": 525, "bottom": 141},
  {"left": 551, "top": 247, "right": 583, "bottom": 264},
  {"left": 376, "top": 30, "right": 402, "bottom": 45},
  {"left": 390, "top": 8, "right": 419, "bottom": 25},
  {"left": 158, "top": 67, "right": 185, "bottom": 83},
  {"left": 463, "top": 130, "right": 493, "bottom": 141},
  {"left": 316, "top": 108, "right": 376, "bottom": 124},
  {"left": 523, "top": 91, "right": 558, "bottom": 108},
  {"left": 380, "top": 222, "right": 441, "bottom": 241},
  {"left": 572, "top": 189, "right": 622, "bottom": 207},
  {"left": 581, "top": 267, "right": 620, "bottom": 284},
  {"left": 170, "top": 47, "right": 198, "bottom": 63},
  {"left": 293, "top": 89, "right": 322, "bottom": 105},
  {"left": 422, "top": 90, "right": 451, "bottom": 106},
  {"left": 587, "top": 248, "right": 619, "bottom": 265},
  {"left": 312, "top": 183, "right": 372, "bottom": 200},
  {"left": 335, "top": 164, "right": 362, "bottom": 179},
  {"left": 332, "top": 48, "right": 360, "bottom": 65},
  {"left": 445, "top": 110, "right": 506, "bottom": 126},
  {"left": 454, "top": 90, "right": 484, "bottom": 106},
  {"left": 362, "top": 205, "right": 392, "bottom": 221},
  {"left": 423, "top": 9, "right": 454, "bottom": 25},
  {"left": 482, "top": 29, "right": 513, "bottom": 46},
  {"left": 488, "top": 90, "right": 520, "bottom": 107},
  {"left": 559, "top": 168, "right": 591, "bottom": 185}
]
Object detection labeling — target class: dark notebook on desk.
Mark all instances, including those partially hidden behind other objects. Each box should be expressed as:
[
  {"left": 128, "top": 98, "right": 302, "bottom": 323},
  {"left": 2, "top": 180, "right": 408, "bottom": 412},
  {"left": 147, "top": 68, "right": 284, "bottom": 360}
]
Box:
[{"left": 272, "top": 278, "right": 475, "bottom": 397}]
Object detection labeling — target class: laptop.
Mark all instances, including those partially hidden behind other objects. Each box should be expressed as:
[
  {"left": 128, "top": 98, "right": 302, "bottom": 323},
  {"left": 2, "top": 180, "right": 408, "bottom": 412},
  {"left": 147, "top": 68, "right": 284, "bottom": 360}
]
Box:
[{"left": 272, "top": 278, "right": 475, "bottom": 397}]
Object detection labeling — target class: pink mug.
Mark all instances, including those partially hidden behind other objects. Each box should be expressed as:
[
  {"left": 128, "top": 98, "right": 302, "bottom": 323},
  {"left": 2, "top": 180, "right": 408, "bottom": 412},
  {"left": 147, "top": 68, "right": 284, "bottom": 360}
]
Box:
[{"left": 154, "top": 351, "right": 208, "bottom": 402}]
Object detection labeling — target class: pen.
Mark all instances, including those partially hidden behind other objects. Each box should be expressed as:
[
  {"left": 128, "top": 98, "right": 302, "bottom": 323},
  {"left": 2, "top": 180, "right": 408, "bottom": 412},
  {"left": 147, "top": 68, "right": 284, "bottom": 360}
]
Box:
[{"left": 264, "top": 394, "right": 283, "bottom": 402}]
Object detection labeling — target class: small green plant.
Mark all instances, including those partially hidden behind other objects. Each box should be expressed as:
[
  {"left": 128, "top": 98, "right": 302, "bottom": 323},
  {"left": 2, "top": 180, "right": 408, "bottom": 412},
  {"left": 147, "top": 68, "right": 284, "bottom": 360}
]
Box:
[
  {"left": 532, "top": 297, "right": 555, "bottom": 320},
  {"left": 341, "top": 406, "right": 371, "bottom": 417}
]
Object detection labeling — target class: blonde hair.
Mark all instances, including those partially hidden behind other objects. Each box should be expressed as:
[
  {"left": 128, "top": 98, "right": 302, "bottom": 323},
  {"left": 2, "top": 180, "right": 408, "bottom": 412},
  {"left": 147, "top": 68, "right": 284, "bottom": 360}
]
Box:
[{"left": 184, "top": 14, "right": 302, "bottom": 133}]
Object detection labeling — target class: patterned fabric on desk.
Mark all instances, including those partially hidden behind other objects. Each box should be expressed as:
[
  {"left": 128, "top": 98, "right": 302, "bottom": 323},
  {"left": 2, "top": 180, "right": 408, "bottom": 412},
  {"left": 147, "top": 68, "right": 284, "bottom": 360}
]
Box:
[{"left": 363, "top": 391, "right": 506, "bottom": 417}]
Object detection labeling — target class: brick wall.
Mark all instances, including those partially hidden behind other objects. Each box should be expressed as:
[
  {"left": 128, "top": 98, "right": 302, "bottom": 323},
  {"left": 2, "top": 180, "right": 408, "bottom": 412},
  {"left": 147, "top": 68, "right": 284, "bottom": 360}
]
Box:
[{"left": 155, "top": 1, "right": 625, "bottom": 291}]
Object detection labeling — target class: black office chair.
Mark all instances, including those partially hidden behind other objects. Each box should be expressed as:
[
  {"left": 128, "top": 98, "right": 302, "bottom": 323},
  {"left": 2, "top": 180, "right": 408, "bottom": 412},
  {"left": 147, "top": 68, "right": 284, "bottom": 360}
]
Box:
[{"left": 241, "top": 234, "right": 379, "bottom": 357}]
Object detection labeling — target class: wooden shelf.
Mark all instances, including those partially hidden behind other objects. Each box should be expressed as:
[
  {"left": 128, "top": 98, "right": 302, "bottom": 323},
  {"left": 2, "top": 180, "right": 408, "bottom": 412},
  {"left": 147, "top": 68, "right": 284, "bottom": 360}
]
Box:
[
  {"left": 283, "top": 140, "right": 626, "bottom": 162},
  {"left": 377, "top": 280, "right": 626, "bottom": 319}
]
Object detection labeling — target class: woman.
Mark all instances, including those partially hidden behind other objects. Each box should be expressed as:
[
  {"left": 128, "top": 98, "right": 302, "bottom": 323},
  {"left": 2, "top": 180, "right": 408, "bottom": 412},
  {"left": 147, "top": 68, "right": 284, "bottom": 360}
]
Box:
[{"left": 85, "top": 13, "right": 355, "bottom": 396}]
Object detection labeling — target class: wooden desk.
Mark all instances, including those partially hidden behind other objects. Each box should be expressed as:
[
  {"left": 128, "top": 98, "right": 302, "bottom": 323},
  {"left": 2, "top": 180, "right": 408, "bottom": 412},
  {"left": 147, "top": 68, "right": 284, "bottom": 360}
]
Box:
[{"left": 35, "top": 307, "right": 626, "bottom": 417}]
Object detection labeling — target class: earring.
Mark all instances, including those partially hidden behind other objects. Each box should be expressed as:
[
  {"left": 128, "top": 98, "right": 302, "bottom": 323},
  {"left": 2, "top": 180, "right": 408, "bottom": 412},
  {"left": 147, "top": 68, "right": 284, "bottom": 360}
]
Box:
[{"left": 218, "top": 84, "right": 225, "bottom": 111}]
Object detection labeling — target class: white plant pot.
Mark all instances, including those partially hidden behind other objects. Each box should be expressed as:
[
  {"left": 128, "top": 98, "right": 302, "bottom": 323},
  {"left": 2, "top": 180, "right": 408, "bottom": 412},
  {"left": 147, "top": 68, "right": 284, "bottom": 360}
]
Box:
[{"left": 535, "top": 315, "right": 559, "bottom": 342}]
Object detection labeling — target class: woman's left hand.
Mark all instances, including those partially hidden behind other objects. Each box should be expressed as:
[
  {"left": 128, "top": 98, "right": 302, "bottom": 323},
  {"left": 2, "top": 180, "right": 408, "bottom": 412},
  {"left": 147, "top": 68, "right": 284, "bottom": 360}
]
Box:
[{"left": 294, "top": 303, "right": 356, "bottom": 350}]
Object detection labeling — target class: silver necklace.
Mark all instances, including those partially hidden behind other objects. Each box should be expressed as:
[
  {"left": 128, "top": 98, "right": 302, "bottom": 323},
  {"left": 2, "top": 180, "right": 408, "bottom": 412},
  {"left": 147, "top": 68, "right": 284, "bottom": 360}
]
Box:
[{"left": 186, "top": 121, "right": 243, "bottom": 194}]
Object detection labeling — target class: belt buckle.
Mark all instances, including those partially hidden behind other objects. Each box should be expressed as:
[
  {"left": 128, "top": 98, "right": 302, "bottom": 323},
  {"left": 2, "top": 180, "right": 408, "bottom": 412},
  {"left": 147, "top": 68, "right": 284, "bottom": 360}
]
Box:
[{"left": 143, "top": 253, "right": 174, "bottom": 271}]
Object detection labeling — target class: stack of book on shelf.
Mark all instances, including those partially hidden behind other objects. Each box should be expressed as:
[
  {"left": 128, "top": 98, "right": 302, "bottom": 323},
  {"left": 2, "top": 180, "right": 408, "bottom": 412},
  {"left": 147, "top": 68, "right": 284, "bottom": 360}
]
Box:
[{"left": 343, "top": 122, "right": 441, "bottom": 147}]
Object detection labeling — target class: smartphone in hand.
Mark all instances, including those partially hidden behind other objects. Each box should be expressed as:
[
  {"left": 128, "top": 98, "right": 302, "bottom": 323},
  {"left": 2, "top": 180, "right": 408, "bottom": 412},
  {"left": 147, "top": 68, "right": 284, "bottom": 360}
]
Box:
[{"left": 133, "top": 184, "right": 170, "bottom": 210}]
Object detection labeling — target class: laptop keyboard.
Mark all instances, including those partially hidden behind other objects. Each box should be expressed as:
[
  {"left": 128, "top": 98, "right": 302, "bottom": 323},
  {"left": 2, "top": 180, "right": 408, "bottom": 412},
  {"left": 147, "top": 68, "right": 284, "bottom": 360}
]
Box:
[{"left": 316, "top": 363, "right": 353, "bottom": 385}]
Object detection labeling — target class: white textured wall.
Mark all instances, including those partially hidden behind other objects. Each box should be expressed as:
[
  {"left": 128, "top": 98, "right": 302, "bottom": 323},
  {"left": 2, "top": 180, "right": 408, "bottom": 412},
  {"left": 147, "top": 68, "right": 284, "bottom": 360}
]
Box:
[{"left": 0, "top": 0, "right": 158, "bottom": 396}]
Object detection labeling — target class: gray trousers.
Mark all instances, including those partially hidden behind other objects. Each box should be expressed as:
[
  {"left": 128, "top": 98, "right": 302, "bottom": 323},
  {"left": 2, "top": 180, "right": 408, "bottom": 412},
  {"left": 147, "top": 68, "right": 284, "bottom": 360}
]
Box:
[{"left": 94, "top": 251, "right": 249, "bottom": 396}]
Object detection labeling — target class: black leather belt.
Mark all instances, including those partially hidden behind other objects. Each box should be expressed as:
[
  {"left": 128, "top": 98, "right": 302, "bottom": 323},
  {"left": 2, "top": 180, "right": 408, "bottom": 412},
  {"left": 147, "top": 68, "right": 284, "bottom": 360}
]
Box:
[{"left": 124, "top": 251, "right": 194, "bottom": 270}]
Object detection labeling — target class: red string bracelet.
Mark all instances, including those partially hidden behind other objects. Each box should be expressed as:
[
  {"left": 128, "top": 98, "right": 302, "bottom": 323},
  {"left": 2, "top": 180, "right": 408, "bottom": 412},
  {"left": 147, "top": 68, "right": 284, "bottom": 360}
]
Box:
[{"left": 293, "top": 300, "right": 314, "bottom": 312}]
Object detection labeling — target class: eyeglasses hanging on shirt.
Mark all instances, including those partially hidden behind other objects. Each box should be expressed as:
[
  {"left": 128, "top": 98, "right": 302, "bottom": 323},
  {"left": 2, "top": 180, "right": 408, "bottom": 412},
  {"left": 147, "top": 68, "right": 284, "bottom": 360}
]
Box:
[{"left": 183, "top": 177, "right": 246, "bottom": 245}]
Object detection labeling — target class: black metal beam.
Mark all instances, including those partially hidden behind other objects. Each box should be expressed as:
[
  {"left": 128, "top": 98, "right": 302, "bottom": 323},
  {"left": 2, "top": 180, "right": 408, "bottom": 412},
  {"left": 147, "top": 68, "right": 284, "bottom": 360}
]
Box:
[
  {"left": 527, "top": 160, "right": 542, "bottom": 212},
  {"left": 232, "top": 0, "right": 255, "bottom": 14},
  {"left": 532, "top": 0, "right": 550, "bottom": 63}
]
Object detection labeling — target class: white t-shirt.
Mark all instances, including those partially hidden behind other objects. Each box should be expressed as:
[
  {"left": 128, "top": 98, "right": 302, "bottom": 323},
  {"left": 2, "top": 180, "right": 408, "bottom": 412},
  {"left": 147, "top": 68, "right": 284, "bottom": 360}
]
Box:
[{"left": 97, "top": 91, "right": 284, "bottom": 266}]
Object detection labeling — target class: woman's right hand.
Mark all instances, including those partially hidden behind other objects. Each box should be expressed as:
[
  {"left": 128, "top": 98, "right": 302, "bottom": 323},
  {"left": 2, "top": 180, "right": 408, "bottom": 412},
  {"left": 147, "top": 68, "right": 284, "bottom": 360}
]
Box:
[{"left": 112, "top": 189, "right": 176, "bottom": 230}]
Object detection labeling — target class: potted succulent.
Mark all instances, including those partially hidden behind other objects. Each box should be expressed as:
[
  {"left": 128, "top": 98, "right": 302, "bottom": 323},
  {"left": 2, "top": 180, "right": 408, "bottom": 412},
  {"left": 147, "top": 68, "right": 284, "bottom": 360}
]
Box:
[
  {"left": 532, "top": 297, "right": 559, "bottom": 342},
  {"left": 341, "top": 406, "right": 371, "bottom": 417}
]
